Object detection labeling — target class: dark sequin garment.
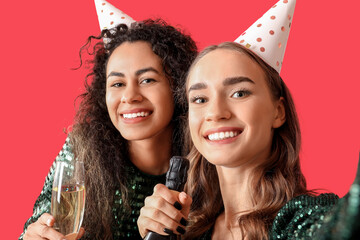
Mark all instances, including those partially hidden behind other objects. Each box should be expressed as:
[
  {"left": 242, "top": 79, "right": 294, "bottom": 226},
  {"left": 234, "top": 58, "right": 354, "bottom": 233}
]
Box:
[
  {"left": 198, "top": 156, "right": 360, "bottom": 240},
  {"left": 19, "top": 137, "right": 166, "bottom": 240}
]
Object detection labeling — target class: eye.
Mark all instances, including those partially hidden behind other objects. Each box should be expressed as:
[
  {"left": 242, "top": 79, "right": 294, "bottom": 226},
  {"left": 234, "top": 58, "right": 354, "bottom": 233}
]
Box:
[
  {"left": 231, "top": 89, "right": 251, "bottom": 98},
  {"left": 140, "top": 78, "right": 156, "bottom": 84},
  {"left": 111, "top": 82, "right": 125, "bottom": 88},
  {"left": 190, "top": 96, "right": 208, "bottom": 104}
]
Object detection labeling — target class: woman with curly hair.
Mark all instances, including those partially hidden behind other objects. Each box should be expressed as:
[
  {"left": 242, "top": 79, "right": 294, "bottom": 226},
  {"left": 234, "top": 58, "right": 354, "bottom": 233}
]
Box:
[{"left": 20, "top": 19, "right": 197, "bottom": 240}]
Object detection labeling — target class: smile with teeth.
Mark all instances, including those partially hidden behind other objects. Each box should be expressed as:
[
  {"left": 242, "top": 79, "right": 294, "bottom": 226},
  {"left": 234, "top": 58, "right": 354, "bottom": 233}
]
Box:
[
  {"left": 122, "top": 111, "right": 150, "bottom": 119},
  {"left": 207, "top": 131, "right": 240, "bottom": 141}
]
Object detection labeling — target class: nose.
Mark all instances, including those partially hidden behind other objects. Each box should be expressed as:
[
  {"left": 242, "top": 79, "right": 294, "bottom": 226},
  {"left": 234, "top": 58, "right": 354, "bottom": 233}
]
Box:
[
  {"left": 205, "top": 96, "right": 231, "bottom": 122},
  {"left": 121, "top": 84, "right": 143, "bottom": 103}
]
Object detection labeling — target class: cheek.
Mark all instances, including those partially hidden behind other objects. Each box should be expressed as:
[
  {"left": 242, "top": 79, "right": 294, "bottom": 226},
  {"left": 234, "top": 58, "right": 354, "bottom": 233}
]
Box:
[
  {"left": 188, "top": 108, "right": 202, "bottom": 141},
  {"left": 105, "top": 91, "right": 119, "bottom": 115},
  {"left": 153, "top": 89, "right": 174, "bottom": 119}
]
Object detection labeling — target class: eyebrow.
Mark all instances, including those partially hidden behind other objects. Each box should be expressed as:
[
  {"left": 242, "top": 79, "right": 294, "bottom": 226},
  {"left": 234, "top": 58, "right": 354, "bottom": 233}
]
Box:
[
  {"left": 187, "top": 76, "right": 255, "bottom": 93},
  {"left": 107, "top": 67, "right": 160, "bottom": 79},
  {"left": 188, "top": 82, "right": 208, "bottom": 93},
  {"left": 223, "top": 76, "right": 255, "bottom": 86}
]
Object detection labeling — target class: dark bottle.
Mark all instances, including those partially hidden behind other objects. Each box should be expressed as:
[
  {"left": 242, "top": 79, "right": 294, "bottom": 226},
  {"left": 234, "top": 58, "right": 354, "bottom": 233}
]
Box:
[{"left": 143, "top": 156, "right": 190, "bottom": 240}]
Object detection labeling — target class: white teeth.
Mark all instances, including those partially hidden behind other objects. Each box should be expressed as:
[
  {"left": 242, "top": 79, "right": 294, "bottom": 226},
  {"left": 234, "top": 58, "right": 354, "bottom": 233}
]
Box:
[
  {"left": 123, "top": 112, "right": 150, "bottom": 119},
  {"left": 207, "top": 131, "right": 239, "bottom": 141}
]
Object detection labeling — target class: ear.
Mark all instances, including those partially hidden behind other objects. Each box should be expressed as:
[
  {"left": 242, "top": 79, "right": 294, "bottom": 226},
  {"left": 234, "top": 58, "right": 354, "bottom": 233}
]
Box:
[{"left": 272, "top": 97, "right": 286, "bottom": 128}]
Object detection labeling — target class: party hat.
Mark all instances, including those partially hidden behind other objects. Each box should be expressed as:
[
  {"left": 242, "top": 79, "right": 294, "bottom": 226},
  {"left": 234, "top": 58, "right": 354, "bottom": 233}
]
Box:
[
  {"left": 94, "top": 0, "right": 135, "bottom": 31},
  {"left": 234, "top": 0, "right": 296, "bottom": 73}
]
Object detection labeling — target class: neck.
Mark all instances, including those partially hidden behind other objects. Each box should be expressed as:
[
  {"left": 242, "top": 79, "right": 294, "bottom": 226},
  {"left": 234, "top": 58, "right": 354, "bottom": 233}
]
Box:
[
  {"left": 128, "top": 125, "right": 173, "bottom": 175},
  {"left": 216, "top": 164, "right": 257, "bottom": 227}
]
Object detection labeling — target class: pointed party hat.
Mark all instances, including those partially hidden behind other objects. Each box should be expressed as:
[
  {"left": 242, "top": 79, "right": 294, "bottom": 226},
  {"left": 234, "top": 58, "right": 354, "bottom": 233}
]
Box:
[
  {"left": 94, "top": 0, "right": 135, "bottom": 31},
  {"left": 234, "top": 0, "right": 296, "bottom": 73}
]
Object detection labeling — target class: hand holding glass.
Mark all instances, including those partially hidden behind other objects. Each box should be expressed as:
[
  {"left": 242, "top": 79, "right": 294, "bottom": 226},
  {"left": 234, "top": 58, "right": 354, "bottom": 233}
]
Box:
[{"left": 51, "top": 161, "right": 86, "bottom": 240}]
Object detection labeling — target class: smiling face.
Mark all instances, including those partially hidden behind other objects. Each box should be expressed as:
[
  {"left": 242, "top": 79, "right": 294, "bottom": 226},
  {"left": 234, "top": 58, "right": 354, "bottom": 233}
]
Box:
[
  {"left": 106, "top": 41, "right": 174, "bottom": 141},
  {"left": 187, "top": 48, "right": 285, "bottom": 168}
]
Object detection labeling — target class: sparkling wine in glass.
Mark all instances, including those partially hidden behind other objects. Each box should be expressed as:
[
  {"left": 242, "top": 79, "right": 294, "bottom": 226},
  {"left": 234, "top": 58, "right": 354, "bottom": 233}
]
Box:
[{"left": 51, "top": 161, "right": 86, "bottom": 240}]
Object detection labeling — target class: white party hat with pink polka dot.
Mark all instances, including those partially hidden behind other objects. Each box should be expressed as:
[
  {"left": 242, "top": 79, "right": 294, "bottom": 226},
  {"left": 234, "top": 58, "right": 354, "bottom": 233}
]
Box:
[
  {"left": 234, "top": 0, "right": 296, "bottom": 73},
  {"left": 94, "top": 0, "right": 135, "bottom": 31}
]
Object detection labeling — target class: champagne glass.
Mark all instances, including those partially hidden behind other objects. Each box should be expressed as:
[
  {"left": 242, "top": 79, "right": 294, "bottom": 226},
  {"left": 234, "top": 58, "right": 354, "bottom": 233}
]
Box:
[{"left": 51, "top": 161, "right": 86, "bottom": 240}]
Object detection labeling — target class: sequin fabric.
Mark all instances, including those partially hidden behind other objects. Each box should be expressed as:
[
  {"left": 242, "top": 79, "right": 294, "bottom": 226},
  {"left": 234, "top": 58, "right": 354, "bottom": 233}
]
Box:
[
  {"left": 19, "top": 137, "right": 166, "bottom": 240},
  {"left": 198, "top": 156, "right": 360, "bottom": 240}
]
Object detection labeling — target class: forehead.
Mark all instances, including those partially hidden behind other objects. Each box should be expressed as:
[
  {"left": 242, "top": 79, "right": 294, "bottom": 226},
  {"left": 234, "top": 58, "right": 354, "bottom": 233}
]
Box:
[
  {"left": 188, "top": 48, "right": 265, "bottom": 86},
  {"left": 106, "top": 41, "right": 162, "bottom": 72}
]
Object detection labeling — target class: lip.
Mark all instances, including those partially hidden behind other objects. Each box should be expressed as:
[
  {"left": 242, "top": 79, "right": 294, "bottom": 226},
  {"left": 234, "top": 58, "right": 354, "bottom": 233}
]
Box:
[
  {"left": 203, "top": 127, "right": 243, "bottom": 145},
  {"left": 119, "top": 108, "right": 153, "bottom": 124}
]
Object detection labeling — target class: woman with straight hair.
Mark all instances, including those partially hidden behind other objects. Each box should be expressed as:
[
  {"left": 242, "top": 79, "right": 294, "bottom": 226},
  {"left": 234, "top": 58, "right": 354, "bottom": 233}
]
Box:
[{"left": 138, "top": 0, "right": 360, "bottom": 239}]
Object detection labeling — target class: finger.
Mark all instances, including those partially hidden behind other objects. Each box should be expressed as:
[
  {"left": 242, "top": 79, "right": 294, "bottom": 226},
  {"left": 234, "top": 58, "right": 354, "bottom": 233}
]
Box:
[
  {"left": 39, "top": 224, "right": 65, "bottom": 240},
  {"left": 36, "top": 214, "right": 66, "bottom": 240},
  {"left": 153, "top": 184, "right": 182, "bottom": 210},
  {"left": 144, "top": 195, "right": 186, "bottom": 223},
  {"left": 137, "top": 214, "right": 173, "bottom": 237},
  {"left": 38, "top": 213, "right": 55, "bottom": 227},
  {"left": 76, "top": 227, "right": 85, "bottom": 239},
  {"left": 178, "top": 191, "right": 193, "bottom": 218},
  {"left": 139, "top": 206, "right": 186, "bottom": 235}
]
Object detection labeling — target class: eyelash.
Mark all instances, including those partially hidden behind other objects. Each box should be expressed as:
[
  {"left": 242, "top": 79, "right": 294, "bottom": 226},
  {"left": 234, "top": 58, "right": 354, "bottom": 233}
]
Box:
[
  {"left": 231, "top": 89, "right": 252, "bottom": 98},
  {"left": 189, "top": 95, "right": 208, "bottom": 104},
  {"left": 140, "top": 78, "right": 156, "bottom": 84},
  {"left": 111, "top": 82, "right": 124, "bottom": 87}
]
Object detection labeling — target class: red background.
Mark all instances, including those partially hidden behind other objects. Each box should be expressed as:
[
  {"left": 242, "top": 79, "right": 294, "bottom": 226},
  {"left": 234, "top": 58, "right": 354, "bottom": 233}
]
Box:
[{"left": 1, "top": 0, "right": 359, "bottom": 238}]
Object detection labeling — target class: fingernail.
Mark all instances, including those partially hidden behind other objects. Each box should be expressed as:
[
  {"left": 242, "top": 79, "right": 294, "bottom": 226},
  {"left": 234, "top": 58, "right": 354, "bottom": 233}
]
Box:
[
  {"left": 163, "top": 228, "right": 173, "bottom": 235},
  {"left": 180, "top": 217, "right": 188, "bottom": 226},
  {"left": 176, "top": 226, "right": 186, "bottom": 235},
  {"left": 174, "top": 201, "right": 182, "bottom": 210},
  {"left": 180, "top": 191, "right": 188, "bottom": 199},
  {"left": 46, "top": 218, "right": 52, "bottom": 226}
]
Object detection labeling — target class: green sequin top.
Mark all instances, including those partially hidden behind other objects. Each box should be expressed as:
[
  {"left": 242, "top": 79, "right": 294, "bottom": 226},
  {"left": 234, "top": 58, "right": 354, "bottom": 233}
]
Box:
[
  {"left": 19, "top": 137, "right": 166, "bottom": 240},
  {"left": 198, "top": 157, "right": 360, "bottom": 240}
]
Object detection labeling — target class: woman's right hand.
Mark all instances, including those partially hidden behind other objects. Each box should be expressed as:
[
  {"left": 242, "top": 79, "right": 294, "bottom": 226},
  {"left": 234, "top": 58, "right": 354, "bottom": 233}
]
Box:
[
  {"left": 23, "top": 213, "right": 85, "bottom": 240},
  {"left": 137, "top": 183, "right": 192, "bottom": 238}
]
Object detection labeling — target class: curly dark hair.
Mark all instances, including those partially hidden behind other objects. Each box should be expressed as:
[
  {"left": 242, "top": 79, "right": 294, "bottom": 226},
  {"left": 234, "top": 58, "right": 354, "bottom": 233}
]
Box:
[{"left": 69, "top": 19, "right": 197, "bottom": 239}]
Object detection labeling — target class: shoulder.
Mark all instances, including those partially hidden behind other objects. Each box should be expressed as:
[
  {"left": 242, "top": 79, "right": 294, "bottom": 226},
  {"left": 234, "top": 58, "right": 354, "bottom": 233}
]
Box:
[
  {"left": 270, "top": 193, "right": 339, "bottom": 239},
  {"left": 55, "top": 136, "right": 74, "bottom": 163}
]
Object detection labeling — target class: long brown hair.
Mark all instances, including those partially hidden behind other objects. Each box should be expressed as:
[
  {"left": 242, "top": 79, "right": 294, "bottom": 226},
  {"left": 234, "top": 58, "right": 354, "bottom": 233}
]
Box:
[
  {"left": 70, "top": 19, "right": 197, "bottom": 239},
  {"left": 184, "top": 42, "right": 312, "bottom": 240}
]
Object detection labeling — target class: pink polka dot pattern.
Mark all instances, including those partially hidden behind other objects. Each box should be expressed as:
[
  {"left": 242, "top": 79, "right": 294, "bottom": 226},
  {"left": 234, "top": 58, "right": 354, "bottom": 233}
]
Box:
[{"left": 233, "top": 0, "right": 296, "bottom": 73}]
